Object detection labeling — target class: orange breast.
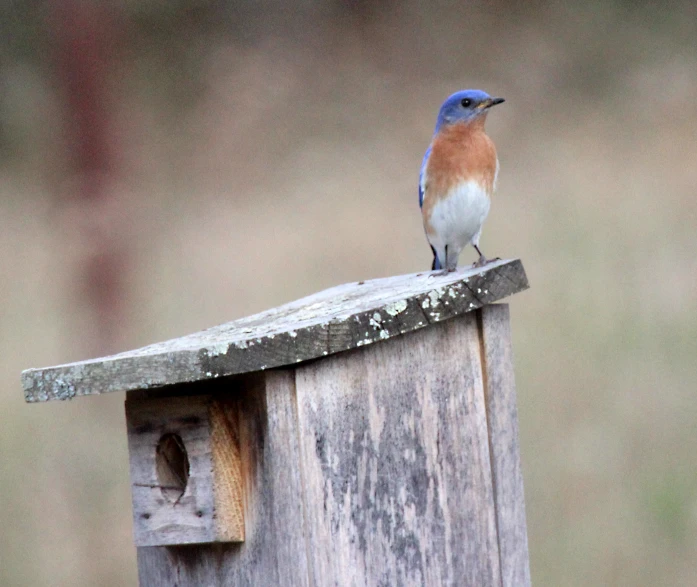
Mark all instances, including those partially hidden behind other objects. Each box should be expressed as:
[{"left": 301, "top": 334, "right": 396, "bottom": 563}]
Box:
[{"left": 425, "top": 120, "right": 498, "bottom": 198}]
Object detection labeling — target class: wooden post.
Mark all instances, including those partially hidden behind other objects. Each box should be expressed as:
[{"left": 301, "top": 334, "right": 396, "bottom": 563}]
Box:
[{"left": 22, "top": 259, "right": 531, "bottom": 587}]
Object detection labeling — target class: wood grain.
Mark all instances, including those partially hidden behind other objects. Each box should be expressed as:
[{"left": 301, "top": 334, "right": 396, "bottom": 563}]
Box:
[
  {"left": 22, "top": 259, "right": 528, "bottom": 402},
  {"left": 126, "top": 395, "right": 220, "bottom": 546},
  {"left": 210, "top": 400, "right": 245, "bottom": 542},
  {"left": 478, "top": 305, "right": 531, "bottom": 587},
  {"left": 135, "top": 371, "right": 311, "bottom": 586},
  {"left": 132, "top": 309, "right": 531, "bottom": 585},
  {"left": 293, "top": 312, "right": 501, "bottom": 587}
]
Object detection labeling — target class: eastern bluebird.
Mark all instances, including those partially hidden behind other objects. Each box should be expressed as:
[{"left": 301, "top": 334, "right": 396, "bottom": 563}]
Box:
[{"left": 419, "top": 90, "right": 505, "bottom": 272}]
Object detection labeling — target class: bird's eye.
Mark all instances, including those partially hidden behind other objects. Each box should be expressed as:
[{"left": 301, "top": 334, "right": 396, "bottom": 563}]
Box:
[{"left": 461, "top": 98, "right": 472, "bottom": 108}]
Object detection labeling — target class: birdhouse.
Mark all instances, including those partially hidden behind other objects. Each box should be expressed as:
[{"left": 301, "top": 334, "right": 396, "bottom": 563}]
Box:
[{"left": 22, "top": 259, "right": 531, "bottom": 587}]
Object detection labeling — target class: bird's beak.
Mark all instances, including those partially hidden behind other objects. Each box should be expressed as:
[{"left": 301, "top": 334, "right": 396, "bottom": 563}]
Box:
[{"left": 479, "top": 97, "right": 505, "bottom": 109}]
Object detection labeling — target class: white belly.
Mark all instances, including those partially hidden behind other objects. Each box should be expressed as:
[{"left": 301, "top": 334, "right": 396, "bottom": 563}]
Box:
[{"left": 427, "top": 180, "right": 491, "bottom": 257}]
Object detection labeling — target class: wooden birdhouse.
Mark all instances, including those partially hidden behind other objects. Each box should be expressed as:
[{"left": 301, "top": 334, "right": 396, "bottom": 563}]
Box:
[{"left": 22, "top": 259, "right": 531, "bottom": 587}]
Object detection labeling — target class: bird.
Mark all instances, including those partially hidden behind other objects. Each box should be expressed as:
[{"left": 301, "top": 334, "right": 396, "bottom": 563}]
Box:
[{"left": 419, "top": 89, "right": 505, "bottom": 272}]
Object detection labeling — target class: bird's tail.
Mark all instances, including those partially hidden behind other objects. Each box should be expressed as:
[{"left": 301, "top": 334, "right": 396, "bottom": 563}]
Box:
[{"left": 431, "top": 246, "right": 441, "bottom": 271}]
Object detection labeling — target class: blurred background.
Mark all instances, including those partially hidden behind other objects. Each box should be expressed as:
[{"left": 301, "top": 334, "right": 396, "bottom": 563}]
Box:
[{"left": 1, "top": 0, "right": 696, "bottom": 585}]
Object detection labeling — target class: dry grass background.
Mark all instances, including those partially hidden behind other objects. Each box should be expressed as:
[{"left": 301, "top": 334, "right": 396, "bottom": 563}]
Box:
[{"left": 1, "top": 2, "right": 696, "bottom": 585}]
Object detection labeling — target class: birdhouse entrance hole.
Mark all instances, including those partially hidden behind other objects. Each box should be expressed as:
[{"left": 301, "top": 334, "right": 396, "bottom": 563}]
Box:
[
  {"left": 22, "top": 260, "right": 531, "bottom": 581},
  {"left": 156, "top": 433, "right": 189, "bottom": 503}
]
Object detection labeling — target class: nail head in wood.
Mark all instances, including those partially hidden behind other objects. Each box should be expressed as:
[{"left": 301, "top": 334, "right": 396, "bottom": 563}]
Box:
[
  {"left": 125, "top": 395, "right": 245, "bottom": 546},
  {"left": 21, "top": 261, "right": 531, "bottom": 586}
]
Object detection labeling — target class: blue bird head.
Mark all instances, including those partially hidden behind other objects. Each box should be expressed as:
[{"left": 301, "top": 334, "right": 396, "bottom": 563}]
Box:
[{"left": 434, "top": 90, "right": 504, "bottom": 132}]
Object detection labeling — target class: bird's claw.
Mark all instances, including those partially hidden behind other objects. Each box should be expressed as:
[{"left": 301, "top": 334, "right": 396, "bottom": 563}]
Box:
[{"left": 473, "top": 255, "right": 501, "bottom": 269}]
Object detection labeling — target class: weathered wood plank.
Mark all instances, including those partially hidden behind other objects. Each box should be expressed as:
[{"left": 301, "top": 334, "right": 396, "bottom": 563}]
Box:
[
  {"left": 126, "top": 395, "right": 222, "bottom": 546},
  {"left": 293, "top": 313, "right": 502, "bottom": 587},
  {"left": 135, "top": 371, "right": 311, "bottom": 586},
  {"left": 478, "top": 305, "right": 531, "bottom": 587},
  {"left": 126, "top": 394, "right": 246, "bottom": 545},
  {"left": 209, "top": 399, "right": 245, "bottom": 542},
  {"left": 133, "top": 312, "right": 531, "bottom": 586},
  {"left": 22, "top": 259, "right": 528, "bottom": 402}
]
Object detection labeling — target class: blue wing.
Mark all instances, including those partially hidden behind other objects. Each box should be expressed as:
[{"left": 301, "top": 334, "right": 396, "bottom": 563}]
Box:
[
  {"left": 419, "top": 146, "right": 431, "bottom": 208},
  {"left": 419, "top": 145, "right": 440, "bottom": 270}
]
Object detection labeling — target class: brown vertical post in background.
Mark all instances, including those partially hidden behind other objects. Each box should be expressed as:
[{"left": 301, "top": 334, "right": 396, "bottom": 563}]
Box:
[
  {"left": 52, "top": 1, "right": 128, "bottom": 354},
  {"left": 22, "top": 260, "right": 531, "bottom": 587}
]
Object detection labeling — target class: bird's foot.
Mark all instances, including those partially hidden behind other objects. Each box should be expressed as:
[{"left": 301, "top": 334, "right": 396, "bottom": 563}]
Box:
[
  {"left": 430, "top": 268, "right": 455, "bottom": 277},
  {"left": 473, "top": 255, "right": 501, "bottom": 269}
]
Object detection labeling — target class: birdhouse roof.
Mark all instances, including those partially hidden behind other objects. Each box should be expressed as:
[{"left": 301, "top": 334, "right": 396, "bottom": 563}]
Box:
[{"left": 22, "top": 259, "right": 528, "bottom": 402}]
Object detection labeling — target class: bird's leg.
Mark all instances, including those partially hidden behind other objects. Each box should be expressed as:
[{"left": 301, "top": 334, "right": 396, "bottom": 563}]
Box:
[
  {"left": 473, "top": 245, "right": 488, "bottom": 268},
  {"left": 473, "top": 245, "right": 500, "bottom": 268},
  {"left": 432, "top": 245, "right": 453, "bottom": 276},
  {"left": 444, "top": 245, "right": 457, "bottom": 274}
]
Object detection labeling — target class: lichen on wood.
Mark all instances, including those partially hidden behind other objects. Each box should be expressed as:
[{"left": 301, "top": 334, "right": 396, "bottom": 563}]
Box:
[{"left": 22, "top": 259, "right": 528, "bottom": 402}]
